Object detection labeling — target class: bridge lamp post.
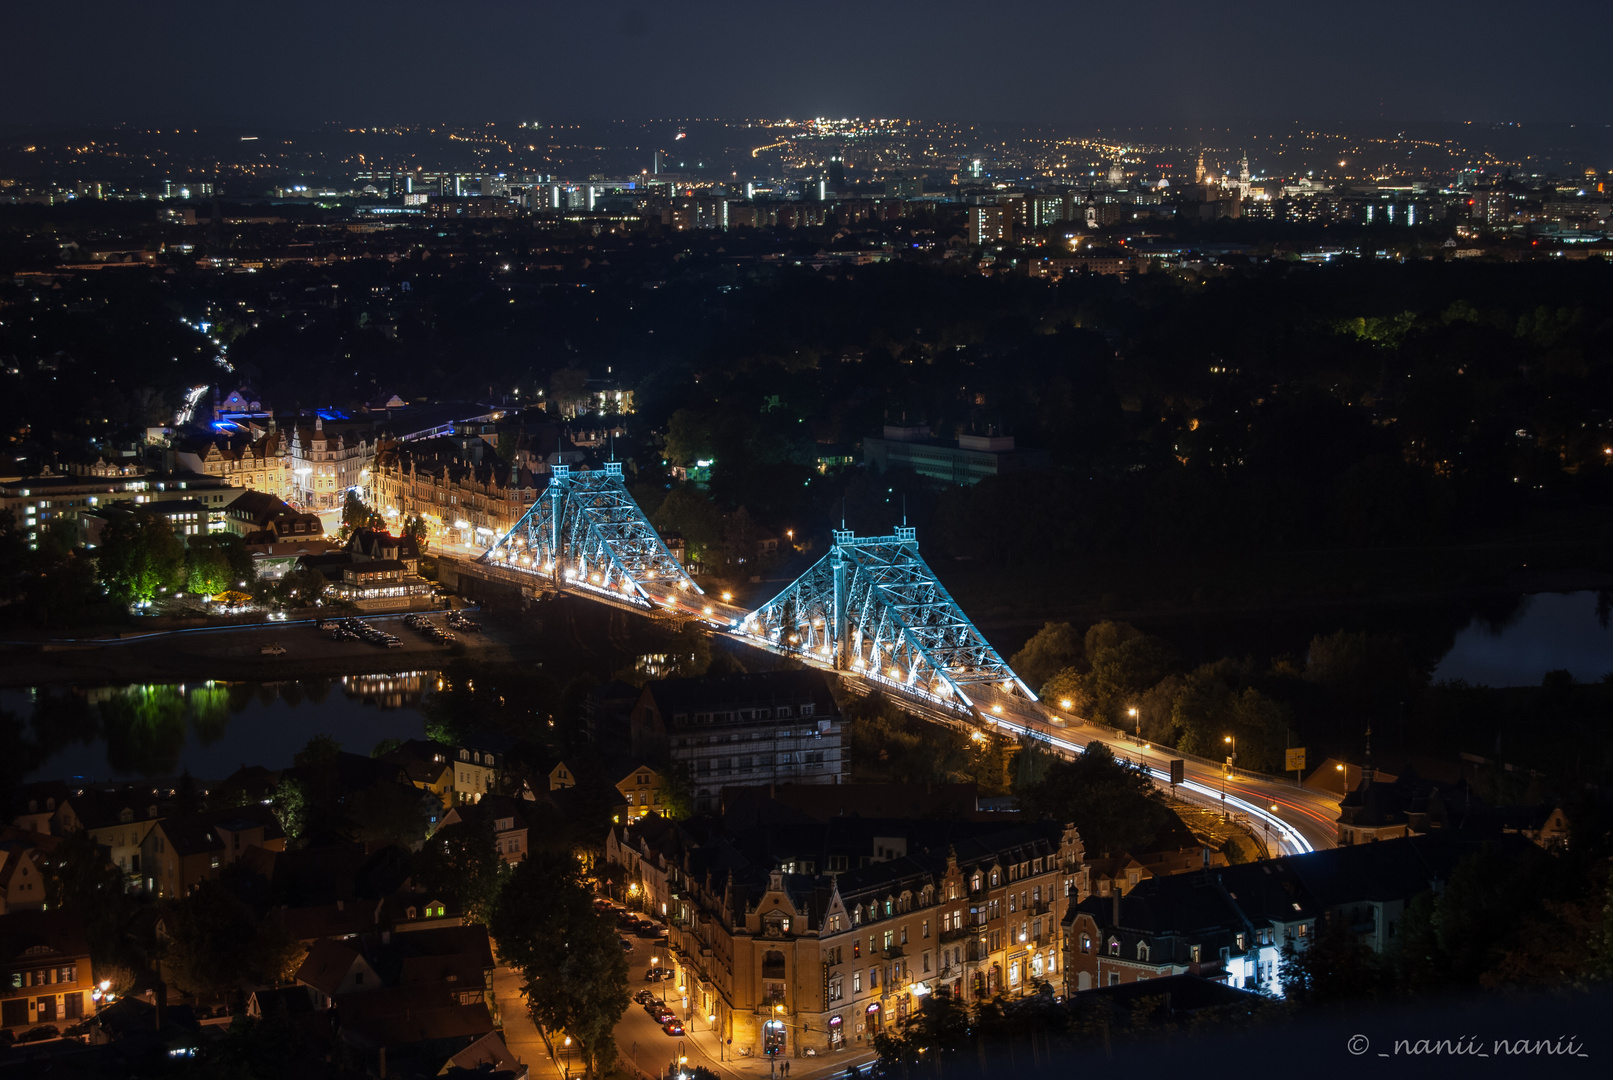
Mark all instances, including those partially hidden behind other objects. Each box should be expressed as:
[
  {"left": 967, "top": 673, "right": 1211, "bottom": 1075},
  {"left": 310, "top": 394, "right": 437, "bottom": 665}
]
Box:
[
  {"left": 1222, "top": 735, "right": 1236, "bottom": 818},
  {"left": 1128, "top": 706, "right": 1139, "bottom": 740}
]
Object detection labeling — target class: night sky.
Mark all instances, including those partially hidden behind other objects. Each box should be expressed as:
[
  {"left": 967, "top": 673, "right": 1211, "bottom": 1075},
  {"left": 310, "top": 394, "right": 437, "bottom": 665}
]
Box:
[{"left": 2, "top": 0, "right": 1605, "bottom": 128}]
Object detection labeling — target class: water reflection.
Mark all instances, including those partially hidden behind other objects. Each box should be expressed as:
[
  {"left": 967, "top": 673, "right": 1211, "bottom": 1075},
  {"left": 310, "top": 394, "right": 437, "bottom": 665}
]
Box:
[
  {"left": 1434, "top": 590, "right": 1613, "bottom": 687},
  {"left": 7, "top": 675, "right": 435, "bottom": 783}
]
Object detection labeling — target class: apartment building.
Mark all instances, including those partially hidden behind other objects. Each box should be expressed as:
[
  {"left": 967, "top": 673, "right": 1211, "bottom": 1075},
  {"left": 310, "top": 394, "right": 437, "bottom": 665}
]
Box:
[
  {"left": 629, "top": 671, "right": 846, "bottom": 812},
  {"left": 288, "top": 416, "right": 374, "bottom": 510},
  {"left": 369, "top": 443, "right": 539, "bottom": 550},
  {"left": 606, "top": 813, "right": 1087, "bottom": 1059}
]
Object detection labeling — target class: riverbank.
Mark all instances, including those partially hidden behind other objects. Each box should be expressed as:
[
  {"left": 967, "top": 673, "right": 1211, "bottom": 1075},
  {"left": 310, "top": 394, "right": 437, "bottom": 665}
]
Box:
[{"left": 0, "top": 613, "right": 517, "bottom": 688}]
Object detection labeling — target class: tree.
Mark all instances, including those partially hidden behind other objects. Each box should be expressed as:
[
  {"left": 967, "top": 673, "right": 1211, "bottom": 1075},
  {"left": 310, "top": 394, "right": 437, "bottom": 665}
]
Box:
[
  {"left": 1171, "top": 662, "right": 1290, "bottom": 772},
  {"left": 488, "top": 851, "right": 629, "bottom": 1077},
  {"left": 204, "top": 998, "right": 322, "bottom": 1080},
  {"left": 661, "top": 761, "right": 696, "bottom": 820},
  {"left": 185, "top": 533, "right": 253, "bottom": 596},
  {"left": 1009, "top": 622, "right": 1084, "bottom": 691},
  {"left": 1279, "top": 912, "right": 1391, "bottom": 1005},
  {"left": 1017, "top": 741, "right": 1171, "bottom": 855},
  {"left": 663, "top": 408, "right": 713, "bottom": 466},
  {"left": 160, "top": 879, "right": 263, "bottom": 996},
  {"left": 96, "top": 509, "right": 184, "bottom": 605},
  {"left": 411, "top": 816, "right": 506, "bottom": 923},
  {"left": 340, "top": 490, "right": 381, "bottom": 538},
  {"left": 40, "top": 828, "right": 129, "bottom": 962},
  {"left": 549, "top": 366, "right": 590, "bottom": 418},
  {"left": 279, "top": 567, "right": 327, "bottom": 606},
  {"left": 402, "top": 513, "right": 430, "bottom": 552},
  {"left": 346, "top": 780, "right": 430, "bottom": 850}
]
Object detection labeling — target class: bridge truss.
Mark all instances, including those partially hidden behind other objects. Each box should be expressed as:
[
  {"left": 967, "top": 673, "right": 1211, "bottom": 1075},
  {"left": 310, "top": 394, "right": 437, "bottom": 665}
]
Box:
[
  {"left": 480, "top": 462, "right": 702, "bottom": 608},
  {"left": 736, "top": 527, "right": 1035, "bottom": 711}
]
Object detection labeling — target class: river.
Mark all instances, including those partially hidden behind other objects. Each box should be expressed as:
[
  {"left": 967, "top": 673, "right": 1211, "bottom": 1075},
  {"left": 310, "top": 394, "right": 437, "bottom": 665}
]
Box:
[
  {"left": 1432, "top": 590, "right": 1613, "bottom": 687},
  {"left": 4, "top": 675, "right": 434, "bottom": 785}
]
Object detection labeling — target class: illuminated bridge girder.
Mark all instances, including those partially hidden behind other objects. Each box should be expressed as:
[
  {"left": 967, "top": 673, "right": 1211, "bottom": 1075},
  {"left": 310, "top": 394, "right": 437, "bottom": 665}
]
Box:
[
  {"left": 481, "top": 463, "right": 701, "bottom": 606},
  {"left": 737, "top": 527, "right": 1034, "bottom": 709}
]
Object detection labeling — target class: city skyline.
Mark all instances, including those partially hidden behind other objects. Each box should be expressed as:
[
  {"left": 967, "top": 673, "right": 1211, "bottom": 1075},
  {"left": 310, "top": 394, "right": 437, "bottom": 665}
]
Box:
[{"left": 2, "top": 1, "right": 1610, "bottom": 129}]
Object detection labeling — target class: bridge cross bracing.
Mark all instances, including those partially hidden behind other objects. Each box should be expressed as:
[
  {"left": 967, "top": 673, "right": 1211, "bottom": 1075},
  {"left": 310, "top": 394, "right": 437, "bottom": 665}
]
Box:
[
  {"left": 480, "top": 462, "right": 702, "bottom": 608},
  {"left": 737, "top": 526, "right": 1036, "bottom": 711}
]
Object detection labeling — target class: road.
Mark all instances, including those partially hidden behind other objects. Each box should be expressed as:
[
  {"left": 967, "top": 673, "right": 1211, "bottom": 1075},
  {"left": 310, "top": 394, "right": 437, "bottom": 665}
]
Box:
[
  {"left": 730, "top": 644, "right": 1342, "bottom": 857},
  {"left": 983, "top": 700, "right": 1342, "bottom": 855}
]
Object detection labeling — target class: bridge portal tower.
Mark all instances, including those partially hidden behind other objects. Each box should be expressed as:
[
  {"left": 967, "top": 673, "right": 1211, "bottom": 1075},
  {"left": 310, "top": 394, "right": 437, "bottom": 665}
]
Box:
[
  {"left": 481, "top": 462, "right": 701, "bottom": 608},
  {"left": 739, "top": 526, "right": 1035, "bottom": 709}
]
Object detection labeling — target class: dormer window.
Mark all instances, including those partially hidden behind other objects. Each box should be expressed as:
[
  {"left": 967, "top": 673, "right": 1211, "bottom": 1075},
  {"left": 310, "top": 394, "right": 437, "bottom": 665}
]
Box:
[
  {"left": 1108, "top": 938, "right": 1120, "bottom": 955},
  {"left": 1136, "top": 942, "right": 1150, "bottom": 961}
]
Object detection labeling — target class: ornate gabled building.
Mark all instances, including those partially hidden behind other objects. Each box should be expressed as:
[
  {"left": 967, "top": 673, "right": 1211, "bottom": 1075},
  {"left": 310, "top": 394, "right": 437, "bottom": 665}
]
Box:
[
  {"left": 288, "top": 416, "right": 374, "bottom": 511},
  {"left": 177, "top": 428, "right": 294, "bottom": 501},
  {"left": 369, "top": 443, "right": 539, "bottom": 551},
  {"left": 606, "top": 813, "right": 1087, "bottom": 1060}
]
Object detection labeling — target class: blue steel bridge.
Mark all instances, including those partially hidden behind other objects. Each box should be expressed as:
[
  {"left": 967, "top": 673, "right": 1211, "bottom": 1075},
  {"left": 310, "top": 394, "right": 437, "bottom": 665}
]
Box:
[
  {"left": 479, "top": 461, "right": 1035, "bottom": 718},
  {"left": 478, "top": 462, "right": 1334, "bottom": 855}
]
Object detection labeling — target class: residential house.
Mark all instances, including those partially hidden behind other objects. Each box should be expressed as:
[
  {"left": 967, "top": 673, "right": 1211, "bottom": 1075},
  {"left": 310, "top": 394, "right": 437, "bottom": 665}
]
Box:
[
  {"left": 224, "top": 489, "right": 324, "bottom": 542},
  {"left": 1063, "top": 871, "right": 1257, "bottom": 993},
  {"left": 46, "top": 788, "right": 163, "bottom": 893},
  {"left": 297, "top": 938, "right": 383, "bottom": 1007},
  {"left": 609, "top": 760, "right": 667, "bottom": 824},
  {"left": 141, "top": 806, "right": 286, "bottom": 898},
  {"left": 0, "top": 834, "right": 51, "bottom": 915},
  {"left": 441, "top": 796, "right": 529, "bottom": 864},
  {"left": 0, "top": 911, "right": 93, "bottom": 1033},
  {"left": 379, "top": 740, "right": 458, "bottom": 810}
]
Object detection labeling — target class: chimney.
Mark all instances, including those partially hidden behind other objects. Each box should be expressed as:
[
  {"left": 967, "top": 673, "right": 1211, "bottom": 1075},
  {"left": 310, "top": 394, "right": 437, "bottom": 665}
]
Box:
[{"left": 1112, "top": 888, "right": 1121, "bottom": 929}]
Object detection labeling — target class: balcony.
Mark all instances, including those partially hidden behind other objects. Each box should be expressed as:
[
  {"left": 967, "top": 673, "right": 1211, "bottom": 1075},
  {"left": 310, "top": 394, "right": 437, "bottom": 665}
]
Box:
[
  {"left": 762, "top": 962, "right": 786, "bottom": 979},
  {"left": 939, "top": 926, "right": 970, "bottom": 944}
]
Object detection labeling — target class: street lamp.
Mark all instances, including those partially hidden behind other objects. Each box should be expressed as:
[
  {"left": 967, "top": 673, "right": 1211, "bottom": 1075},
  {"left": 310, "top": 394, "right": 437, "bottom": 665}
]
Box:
[
  {"left": 1128, "top": 706, "right": 1139, "bottom": 740},
  {"left": 1221, "top": 735, "right": 1235, "bottom": 818}
]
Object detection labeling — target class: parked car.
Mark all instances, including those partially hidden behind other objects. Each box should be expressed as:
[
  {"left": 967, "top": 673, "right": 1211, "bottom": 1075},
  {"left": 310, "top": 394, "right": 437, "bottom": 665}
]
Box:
[
  {"left": 259, "top": 644, "right": 286, "bottom": 656},
  {"left": 633, "top": 990, "right": 655, "bottom": 1005},
  {"left": 662, "top": 1020, "right": 684, "bottom": 1037},
  {"left": 619, "top": 938, "right": 633, "bottom": 952},
  {"left": 645, "top": 968, "right": 671, "bottom": 982},
  {"left": 653, "top": 1008, "right": 677, "bottom": 1026}
]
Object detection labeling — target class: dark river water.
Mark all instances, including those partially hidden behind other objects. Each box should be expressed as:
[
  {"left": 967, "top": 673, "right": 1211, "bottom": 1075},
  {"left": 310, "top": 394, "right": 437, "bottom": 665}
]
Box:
[
  {"left": 5, "top": 675, "right": 434, "bottom": 784},
  {"left": 7, "top": 590, "right": 1607, "bottom": 785}
]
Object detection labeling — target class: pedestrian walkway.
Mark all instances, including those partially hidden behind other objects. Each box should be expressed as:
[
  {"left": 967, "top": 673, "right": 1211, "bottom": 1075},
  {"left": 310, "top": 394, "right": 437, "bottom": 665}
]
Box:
[{"left": 492, "top": 963, "right": 569, "bottom": 1080}]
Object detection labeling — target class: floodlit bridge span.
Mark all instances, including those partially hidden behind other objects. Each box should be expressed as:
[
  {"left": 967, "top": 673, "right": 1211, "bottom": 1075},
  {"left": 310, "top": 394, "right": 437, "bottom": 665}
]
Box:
[
  {"left": 481, "top": 462, "right": 704, "bottom": 610},
  {"left": 480, "top": 470, "right": 1035, "bottom": 714},
  {"left": 734, "top": 526, "right": 1035, "bottom": 713}
]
